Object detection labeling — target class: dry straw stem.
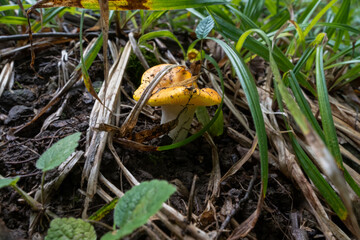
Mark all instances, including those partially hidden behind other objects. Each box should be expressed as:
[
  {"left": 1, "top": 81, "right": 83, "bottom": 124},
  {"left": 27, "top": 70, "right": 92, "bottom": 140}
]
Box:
[
  {"left": 82, "top": 42, "right": 132, "bottom": 218},
  {"left": 203, "top": 132, "right": 221, "bottom": 202},
  {"left": 0, "top": 61, "right": 14, "bottom": 97}
]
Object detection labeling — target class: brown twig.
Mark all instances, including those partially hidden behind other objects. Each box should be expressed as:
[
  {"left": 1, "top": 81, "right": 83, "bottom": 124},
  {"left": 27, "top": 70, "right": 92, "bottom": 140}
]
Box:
[
  {"left": 0, "top": 31, "right": 116, "bottom": 42},
  {"left": 187, "top": 174, "right": 198, "bottom": 223}
]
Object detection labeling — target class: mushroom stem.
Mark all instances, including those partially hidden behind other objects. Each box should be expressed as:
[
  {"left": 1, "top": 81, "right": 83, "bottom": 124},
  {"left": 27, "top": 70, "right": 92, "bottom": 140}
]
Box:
[{"left": 161, "top": 105, "right": 197, "bottom": 142}]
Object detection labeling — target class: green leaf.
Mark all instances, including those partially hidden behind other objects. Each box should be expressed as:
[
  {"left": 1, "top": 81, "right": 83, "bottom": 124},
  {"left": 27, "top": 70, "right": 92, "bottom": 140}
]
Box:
[
  {"left": 36, "top": 132, "right": 81, "bottom": 172},
  {"left": 196, "top": 106, "right": 223, "bottom": 136},
  {"left": 45, "top": 218, "right": 96, "bottom": 240},
  {"left": 0, "top": 177, "right": 20, "bottom": 189},
  {"left": 195, "top": 15, "right": 215, "bottom": 39},
  {"left": 207, "top": 36, "right": 268, "bottom": 196},
  {"left": 102, "top": 180, "right": 175, "bottom": 240}
]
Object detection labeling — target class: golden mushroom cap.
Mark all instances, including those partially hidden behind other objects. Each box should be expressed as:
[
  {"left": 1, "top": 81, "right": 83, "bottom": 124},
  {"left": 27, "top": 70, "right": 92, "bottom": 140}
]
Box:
[{"left": 133, "top": 64, "right": 221, "bottom": 107}]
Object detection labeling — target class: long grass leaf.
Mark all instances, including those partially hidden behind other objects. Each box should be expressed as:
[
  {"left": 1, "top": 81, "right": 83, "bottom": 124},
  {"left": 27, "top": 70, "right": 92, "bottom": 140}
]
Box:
[
  {"left": 243, "top": 0, "right": 264, "bottom": 21},
  {"left": 207, "top": 37, "right": 268, "bottom": 196},
  {"left": 288, "top": 71, "right": 324, "bottom": 140},
  {"left": 303, "top": 0, "right": 337, "bottom": 36},
  {"left": 141, "top": 10, "right": 166, "bottom": 34},
  {"left": 317, "top": 45, "right": 360, "bottom": 195},
  {"left": 275, "top": 84, "right": 348, "bottom": 220},
  {"left": 0, "top": 4, "right": 31, "bottom": 11},
  {"left": 325, "top": 40, "right": 360, "bottom": 66},
  {"left": 227, "top": 5, "right": 259, "bottom": 29},
  {"left": 297, "top": 0, "right": 321, "bottom": 24},
  {"left": 0, "top": 16, "right": 28, "bottom": 25},
  {"left": 326, "top": 0, "right": 350, "bottom": 46},
  {"left": 316, "top": 44, "right": 360, "bottom": 235},
  {"left": 31, "top": 7, "right": 66, "bottom": 33},
  {"left": 316, "top": 45, "right": 342, "bottom": 166}
]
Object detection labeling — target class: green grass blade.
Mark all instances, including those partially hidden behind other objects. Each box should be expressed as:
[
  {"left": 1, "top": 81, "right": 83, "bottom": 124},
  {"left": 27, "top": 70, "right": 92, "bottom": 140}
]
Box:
[
  {"left": 326, "top": 0, "right": 350, "bottom": 40},
  {"left": 243, "top": 0, "right": 264, "bottom": 21},
  {"left": 274, "top": 79, "right": 348, "bottom": 220},
  {"left": 325, "top": 59, "right": 360, "bottom": 70},
  {"left": 332, "top": 69, "right": 360, "bottom": 89},
  {"left": 148, "top": 0, "right": 229, "bottom": 10},
  {"left": 303, "top": 0, "right": 337, "bottom": 36},
  {"left": 0, "top": 4, "right": 31, "bottom": 11},
  {"left": 292, "top": 137, "right": 347, "bottom": 219},
  {"left": 315, "top": 45, "right": 342, "bottom": 166},
  {"left": 324, "top": 40, "right": 360, "bottom": 66},
  {"left": 261, "top": 8, "right": 289, "bottom": 33},
  {"left": 316, "top": 45, "right": 360, "bottom": 197},
  {"left": 31, "top": 7, "right": 66, "bottom": 33},
  {"left": 288, "top": 71, "right": 324, "bottom": 140},
  {"left": 318, "top": 22, "right": 360, "bottom": 35},
  {"left": 0, "top": 16, "right": 28, "bottom": 25},
  {"left": 141, "top": 10, "right": 167, "bottom": 34},
  {"left": 89, "top": 198, "right": 119, "bottom": 221},
  {"left": 297, "top": 0, "right": 321, "bottom": 24},
  {"left": 207, "top": 37, "right": 268, "bottom": 196},
  {"left": 292, "top": 47, "right": 315, "bottom": 74},
  {"left": 138, "top": 30, "right": 185, "bottom": 58},
  {"left": 227, "top": 5, "right": 259, "bottom": 29}
]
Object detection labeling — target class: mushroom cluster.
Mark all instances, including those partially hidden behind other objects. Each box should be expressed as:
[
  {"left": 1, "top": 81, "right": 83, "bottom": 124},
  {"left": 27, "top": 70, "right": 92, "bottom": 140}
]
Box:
[{"left": 133, "top": 64, "right": 221, "bottom": 142}]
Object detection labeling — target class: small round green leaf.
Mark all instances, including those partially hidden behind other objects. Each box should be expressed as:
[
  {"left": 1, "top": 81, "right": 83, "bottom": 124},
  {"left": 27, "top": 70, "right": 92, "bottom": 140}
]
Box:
[
  {"left": 102, "top": 180, "right": 175, "bottom": 240},
  {"left": 195, "top": 15, "right": 214, "bottom": 39},
  {"left": 45, "top": 217, "right": 96, "bottom": 240},
  {"left": 36, "top": 132, "right": 81, "bottom": 172},
  {"left": 0, "top": 177, "right": 20, "bottom": 189}
]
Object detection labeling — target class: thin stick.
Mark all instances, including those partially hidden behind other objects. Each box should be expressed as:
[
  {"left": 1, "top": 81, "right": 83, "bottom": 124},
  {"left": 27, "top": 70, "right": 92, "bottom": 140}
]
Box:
[
  {"left": 187, "top": 174, "right": 198, "bottom": 223},
  {"left": 41, "top": 172, "right": 46, "bottom": 204},
  {"left": 0, "top": 32, "right": 117, "bottom": 42}
]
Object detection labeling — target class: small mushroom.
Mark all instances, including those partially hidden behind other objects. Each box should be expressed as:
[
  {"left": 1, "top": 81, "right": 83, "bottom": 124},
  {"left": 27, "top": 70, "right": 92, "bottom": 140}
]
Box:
[{"left": 133, "top": 64, "right": 221, "bottom": 142}]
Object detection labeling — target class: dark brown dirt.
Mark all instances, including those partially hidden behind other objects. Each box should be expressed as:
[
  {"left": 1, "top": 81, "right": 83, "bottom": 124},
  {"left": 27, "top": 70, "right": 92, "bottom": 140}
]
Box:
[{"left": 0, "top": 41, "right": 323, "bottom": 240}]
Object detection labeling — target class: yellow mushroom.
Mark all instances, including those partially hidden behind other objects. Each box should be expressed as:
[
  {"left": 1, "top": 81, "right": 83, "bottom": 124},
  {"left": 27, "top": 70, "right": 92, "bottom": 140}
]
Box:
[{"left": 133, "top": 64, "right": 221, "bottom": 142}]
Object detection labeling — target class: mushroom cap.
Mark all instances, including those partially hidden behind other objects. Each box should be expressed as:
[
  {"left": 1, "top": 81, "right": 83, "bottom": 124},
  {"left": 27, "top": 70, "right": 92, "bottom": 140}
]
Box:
[{"left": 133, "top": 64, "right": 221, "bottom": 107}]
